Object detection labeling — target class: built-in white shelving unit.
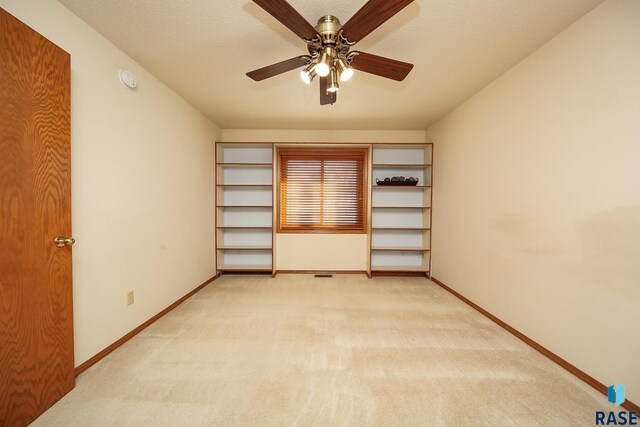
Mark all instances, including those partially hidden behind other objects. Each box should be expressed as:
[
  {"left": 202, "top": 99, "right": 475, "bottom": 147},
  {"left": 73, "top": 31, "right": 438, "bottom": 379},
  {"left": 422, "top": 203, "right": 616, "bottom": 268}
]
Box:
[
  {"left": 215, "top": 142, "right": 433, "bottom": 278},
  {"left": 370, "top": 144, "right": 433, "bottom": 277},
  {"left": 216, "top": 143, "right": 273, "bottom": 273}
]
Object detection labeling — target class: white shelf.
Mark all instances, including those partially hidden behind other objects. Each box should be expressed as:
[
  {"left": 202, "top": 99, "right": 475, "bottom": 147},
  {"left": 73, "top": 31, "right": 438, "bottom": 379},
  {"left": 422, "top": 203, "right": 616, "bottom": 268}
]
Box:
[
  {"left": 373, "top": 185, "right": 431, "bottom": 189},
  {"left": 372, "top": 164, "right": 432, "bottom": 168},
  {"left": 372, "top": 206, "right": 430, "bottom": 209},
  {"left": 217, "top": 264, "right": 272, "bottom": 272},
  {"left": 217, "top": 205, "right": 272, "bottom": 208},
  {"left": 216, "top": 184, "right": 272, "bottom": 187},
  {"left": 222, "top": 187, "right": 272, "bottom": 207},
  {"left": 370, "top": 144, "right": 433, "bottom": 275},
  {"left": 218, "top": 246, "right": 273, "bottom": 251},
  {"left": 371, "top": 247, "right": 430, "bottom": 252},
  {"left": 216, "top": 143, "right": 274, "bottom": 274},
  {"left": 217, "top": 144, "right": 272, "bottom": 163},
  {"left": 217, "top": 163, "right": 273, "bottom": 167},
  {"left": 217, "top": 226, "right": 272, "bottom": 229},
  {"left": 371, "top": 266, "right": 429, "bottom": 273}
]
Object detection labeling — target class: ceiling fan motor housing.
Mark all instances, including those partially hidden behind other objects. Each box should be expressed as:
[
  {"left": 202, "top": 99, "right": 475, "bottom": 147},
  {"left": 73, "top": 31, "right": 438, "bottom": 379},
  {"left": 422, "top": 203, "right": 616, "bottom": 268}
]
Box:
[
  {"left": 315, "top": 15, "right": 341, "bottom": 46},
  {"left": 309, "top": 15, "right": 353, "bottom": 63}
]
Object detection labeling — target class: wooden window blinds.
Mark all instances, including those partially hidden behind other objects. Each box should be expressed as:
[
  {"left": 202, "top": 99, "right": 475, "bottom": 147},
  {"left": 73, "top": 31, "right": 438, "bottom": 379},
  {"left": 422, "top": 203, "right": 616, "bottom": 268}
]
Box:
[{"left": 278, "top": 148, "right": 367, "bottom": 233}]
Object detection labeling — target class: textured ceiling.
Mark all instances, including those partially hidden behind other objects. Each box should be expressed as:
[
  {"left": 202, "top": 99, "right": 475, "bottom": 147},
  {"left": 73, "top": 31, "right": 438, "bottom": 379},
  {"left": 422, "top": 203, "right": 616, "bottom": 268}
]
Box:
[{"left": 58, "top": 0, "right": 603, "bottom": 130}]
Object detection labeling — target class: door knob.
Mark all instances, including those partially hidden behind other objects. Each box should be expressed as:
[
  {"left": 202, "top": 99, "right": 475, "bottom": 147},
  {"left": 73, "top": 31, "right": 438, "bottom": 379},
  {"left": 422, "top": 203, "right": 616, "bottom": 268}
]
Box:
[{"left": 54, "top": 236, "right": 75, "bottom": 247}]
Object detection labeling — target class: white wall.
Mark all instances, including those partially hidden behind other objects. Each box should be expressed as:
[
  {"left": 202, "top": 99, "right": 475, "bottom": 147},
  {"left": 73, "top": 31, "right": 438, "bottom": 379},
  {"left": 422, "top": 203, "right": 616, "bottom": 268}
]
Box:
[
  {"left": 2, "top": 0, "right": 220, "bottom": 366},
  {"left": 221, "top": 130, "right": 426, "bottom": 271},
  {"left": 427, "top": 0, "right": 640, "bottom": 403}
]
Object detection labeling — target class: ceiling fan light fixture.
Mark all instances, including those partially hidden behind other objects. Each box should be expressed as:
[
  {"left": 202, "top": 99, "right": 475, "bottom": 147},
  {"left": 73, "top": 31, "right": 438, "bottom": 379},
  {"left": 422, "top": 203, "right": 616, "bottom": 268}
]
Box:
[
  {"left": 300, "top": 63, "right": 317, "bottom": 84},
  {"left": 316, "top": 46, "right": 336, "bottom": 77},
  {"left": 315, "top": 63, "right": 330, "bottom": 77},
  {"left": 327, "top": 69, "right": 339, "bottom": 93},
  {"left": 336, "top": 58, "right": 354, "bottom": 82},
  {"left": 315, "top": 56, "right": 331, "bottom": 77}
]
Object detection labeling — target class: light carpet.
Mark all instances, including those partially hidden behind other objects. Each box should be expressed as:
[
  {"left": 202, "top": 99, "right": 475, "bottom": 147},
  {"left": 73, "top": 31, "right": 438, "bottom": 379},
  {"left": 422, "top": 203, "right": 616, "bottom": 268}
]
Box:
[{"left": 33, "top": 274, "right": 616, "bottom": 426}]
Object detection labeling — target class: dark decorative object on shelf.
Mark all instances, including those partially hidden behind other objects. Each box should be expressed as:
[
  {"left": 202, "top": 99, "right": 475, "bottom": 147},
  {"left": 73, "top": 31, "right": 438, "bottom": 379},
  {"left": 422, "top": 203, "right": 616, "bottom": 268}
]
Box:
[{"left": 376, "top": 177, "right": 419, "bottom": 186}]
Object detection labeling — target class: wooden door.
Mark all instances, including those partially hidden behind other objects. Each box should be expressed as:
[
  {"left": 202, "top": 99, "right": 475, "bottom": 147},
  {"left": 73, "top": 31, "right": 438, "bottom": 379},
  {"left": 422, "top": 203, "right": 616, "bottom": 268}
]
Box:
[{"left": 0, "top": 8, "right": 75, "bottom": 427}]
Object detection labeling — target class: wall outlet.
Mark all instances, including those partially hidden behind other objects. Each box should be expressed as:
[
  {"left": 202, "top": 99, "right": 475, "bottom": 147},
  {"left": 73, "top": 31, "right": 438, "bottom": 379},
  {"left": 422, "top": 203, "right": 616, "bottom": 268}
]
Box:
[{"left": 127, "top": 291, "right": 134, "bottom": 306}]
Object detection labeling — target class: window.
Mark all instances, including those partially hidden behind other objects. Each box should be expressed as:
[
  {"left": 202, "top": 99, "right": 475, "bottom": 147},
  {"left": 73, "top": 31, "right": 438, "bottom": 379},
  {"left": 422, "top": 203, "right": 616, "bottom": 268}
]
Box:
[{"left": 278, "top": 148, "right": 367, "bottom": 233}]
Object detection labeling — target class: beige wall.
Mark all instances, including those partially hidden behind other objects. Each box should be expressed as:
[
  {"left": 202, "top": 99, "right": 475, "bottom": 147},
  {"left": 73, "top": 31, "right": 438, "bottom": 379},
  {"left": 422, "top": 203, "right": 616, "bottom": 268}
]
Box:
[
  {"left": 427, "top": 0, "right": 640, "bottom": 403},
  {"left": 220, "top": 130, "right": 426, "bottom": 270},
  {"left": 2, "top": 0, "right": 220, "bottom": 366},
  {"left": 221, "top": 129, "right": 427, "bottom": 144},
  {"left": 276, "top": 234, "right": 368, "bottom": 271}
]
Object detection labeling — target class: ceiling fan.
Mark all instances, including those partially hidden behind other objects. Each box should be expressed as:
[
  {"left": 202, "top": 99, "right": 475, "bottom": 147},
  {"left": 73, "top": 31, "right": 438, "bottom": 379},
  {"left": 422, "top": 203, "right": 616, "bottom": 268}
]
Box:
[{"left": 246, "top": 0, "right": 415, "bottom": 105}]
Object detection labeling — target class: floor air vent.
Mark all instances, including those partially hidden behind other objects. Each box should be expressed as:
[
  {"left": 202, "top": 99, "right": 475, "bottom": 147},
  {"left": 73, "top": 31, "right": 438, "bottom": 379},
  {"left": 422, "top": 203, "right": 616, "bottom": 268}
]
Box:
[{"left": 314, "top": 274, "right": 333, "bottom": 278}]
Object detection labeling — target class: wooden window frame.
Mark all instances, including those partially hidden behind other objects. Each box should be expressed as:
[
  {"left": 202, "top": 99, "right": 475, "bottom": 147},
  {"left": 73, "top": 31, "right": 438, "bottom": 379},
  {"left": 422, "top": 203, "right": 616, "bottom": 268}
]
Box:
[{"left": 277, "top": 147, "right": 368, "bottom": 234}]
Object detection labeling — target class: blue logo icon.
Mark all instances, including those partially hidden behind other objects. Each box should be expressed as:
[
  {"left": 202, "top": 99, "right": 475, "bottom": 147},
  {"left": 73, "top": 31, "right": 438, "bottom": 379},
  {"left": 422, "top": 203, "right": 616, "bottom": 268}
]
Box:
[{"left": 608, "top": 382, "right": 626, "bottom": 407}]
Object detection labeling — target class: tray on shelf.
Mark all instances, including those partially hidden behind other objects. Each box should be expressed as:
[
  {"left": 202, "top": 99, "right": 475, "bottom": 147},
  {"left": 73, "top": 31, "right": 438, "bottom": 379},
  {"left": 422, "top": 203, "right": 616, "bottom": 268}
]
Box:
[{"left": 375, "top": 178, "right": 419, "bottom": 186}]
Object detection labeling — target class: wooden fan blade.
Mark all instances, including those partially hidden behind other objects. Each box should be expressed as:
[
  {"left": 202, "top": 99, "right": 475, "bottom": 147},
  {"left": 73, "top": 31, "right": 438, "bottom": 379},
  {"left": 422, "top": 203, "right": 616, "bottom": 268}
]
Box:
[
  {"left": 341, "top": 0, "right": 414, "bottom": 43},
  {"left": 350, "top": 51, "right": 413, "bottom": 81},
  {"left": 253, "top": 0, "right": 318, "bottom": 40},
  {"left": 319, "top": 76, "right": 337, "bottom": 105},
  {"left": 247, "top": 56, "right": 308, "bottom": 81}
]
